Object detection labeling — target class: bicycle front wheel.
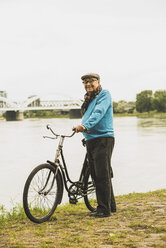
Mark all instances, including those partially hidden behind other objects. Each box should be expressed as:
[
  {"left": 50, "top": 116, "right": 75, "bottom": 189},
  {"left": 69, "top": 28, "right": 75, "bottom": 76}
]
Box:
[
  {"left": 23, "top": 163, "right": 63, "bottom": 223},
  {"left": 84, "top": 170, "right": 97, "bottom": 212}
]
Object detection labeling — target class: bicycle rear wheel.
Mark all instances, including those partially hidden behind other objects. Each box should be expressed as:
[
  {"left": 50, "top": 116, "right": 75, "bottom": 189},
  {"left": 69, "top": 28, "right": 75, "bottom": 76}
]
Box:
[
  {"left": 84, "top": 170, "right": 97, "bottom": 212},
  {"left": 23, "top": 163, "right": 63, "bottom": 223}
]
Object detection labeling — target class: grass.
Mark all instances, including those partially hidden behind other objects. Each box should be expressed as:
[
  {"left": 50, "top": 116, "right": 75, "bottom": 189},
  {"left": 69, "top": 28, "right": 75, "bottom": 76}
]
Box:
[
  {"left": 0, "top": 189, "right": 166, "bottom": 248},
  {"left": 114, "top": 111, "right": 166, "bottom": 118}
]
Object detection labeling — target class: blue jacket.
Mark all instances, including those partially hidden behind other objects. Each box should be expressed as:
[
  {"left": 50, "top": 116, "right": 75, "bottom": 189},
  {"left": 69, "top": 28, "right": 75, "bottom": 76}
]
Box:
[{"left": 82, "top": 89, "right": 114, "bottom": 141}]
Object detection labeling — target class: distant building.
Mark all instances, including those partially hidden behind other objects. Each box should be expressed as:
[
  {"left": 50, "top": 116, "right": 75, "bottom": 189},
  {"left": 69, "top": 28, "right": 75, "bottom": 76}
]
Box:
[
  {"left": 0, "top": 91, "right": 7, "bottom": 108},
  {"left": 0, "top": 91, "right": 7, "bottom": 115},
  {"left": 0, "top": 91, "right": 7, "bottom": 98}
]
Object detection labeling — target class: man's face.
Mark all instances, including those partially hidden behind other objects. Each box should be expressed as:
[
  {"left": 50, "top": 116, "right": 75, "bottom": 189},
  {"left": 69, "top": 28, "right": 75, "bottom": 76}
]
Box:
[{"left": 83, "top": 78, "right": 100, "bottom": 93}]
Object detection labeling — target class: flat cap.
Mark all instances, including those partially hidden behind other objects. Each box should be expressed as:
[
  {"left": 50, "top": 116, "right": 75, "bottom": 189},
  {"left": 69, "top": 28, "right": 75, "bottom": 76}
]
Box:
[{"left": 81, "top": 73, "right": 100, "bottom": 81}]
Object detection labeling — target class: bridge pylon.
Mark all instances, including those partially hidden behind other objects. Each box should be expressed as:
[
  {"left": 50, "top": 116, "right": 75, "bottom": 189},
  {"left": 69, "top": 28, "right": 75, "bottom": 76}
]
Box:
[
  {"left": 6, "top": 111, "right": 24, "bottom": 121},
  {"left": 69, "top": 109, "right": 81, "bottom": 119}
]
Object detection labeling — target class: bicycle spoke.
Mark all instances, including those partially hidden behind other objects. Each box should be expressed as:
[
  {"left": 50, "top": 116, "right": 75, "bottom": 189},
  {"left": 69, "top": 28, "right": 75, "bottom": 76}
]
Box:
[{"left": 26, "top": 167, "right": 58, "bottom": 219}]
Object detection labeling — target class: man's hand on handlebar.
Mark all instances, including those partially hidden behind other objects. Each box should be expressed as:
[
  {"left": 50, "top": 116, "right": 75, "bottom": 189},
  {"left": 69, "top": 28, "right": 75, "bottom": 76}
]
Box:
[{"left": 75, "top": 125, "right": 86, "bottom": 133}]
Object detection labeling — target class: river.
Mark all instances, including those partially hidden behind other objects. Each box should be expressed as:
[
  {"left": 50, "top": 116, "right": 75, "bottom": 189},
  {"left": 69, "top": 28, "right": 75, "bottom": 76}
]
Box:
[{"left": 0, "top": 117, "right": 166, "bottom": 210}]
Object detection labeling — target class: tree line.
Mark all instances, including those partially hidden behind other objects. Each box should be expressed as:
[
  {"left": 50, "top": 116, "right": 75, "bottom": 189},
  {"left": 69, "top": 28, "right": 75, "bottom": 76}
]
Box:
[
  {"left": 113, "top": 90, "right": 166, "bottom": 114},
  {"left": 136, "top": 90, "right": 166, "bottom": 113}
]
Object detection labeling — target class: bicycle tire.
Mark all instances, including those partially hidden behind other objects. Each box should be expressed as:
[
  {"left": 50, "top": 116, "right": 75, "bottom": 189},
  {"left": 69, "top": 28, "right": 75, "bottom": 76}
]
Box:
[
  {"left": 23, "top": 163, "right": 63, "bottom": 223},
  {"left": 84, "top": 170, "right": 97, "bottom": 212}
]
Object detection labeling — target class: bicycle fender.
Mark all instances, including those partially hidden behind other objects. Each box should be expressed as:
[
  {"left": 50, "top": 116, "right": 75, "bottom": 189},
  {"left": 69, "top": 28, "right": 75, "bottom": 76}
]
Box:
[{"left": 46, "top": 160, "right": 64, "bottom": 204}]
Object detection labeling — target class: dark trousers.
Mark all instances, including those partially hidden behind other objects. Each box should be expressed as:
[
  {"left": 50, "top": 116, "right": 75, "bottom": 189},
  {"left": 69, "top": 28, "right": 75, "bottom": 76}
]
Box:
[{"left": 86, "top": 137, "right": 116, "bottom": 215}]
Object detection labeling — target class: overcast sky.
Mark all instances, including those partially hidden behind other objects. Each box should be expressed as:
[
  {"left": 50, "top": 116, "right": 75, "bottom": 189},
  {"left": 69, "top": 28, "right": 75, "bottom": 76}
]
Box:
[{"left": 0, "top": 0, "right": 166, "bottom": 102}]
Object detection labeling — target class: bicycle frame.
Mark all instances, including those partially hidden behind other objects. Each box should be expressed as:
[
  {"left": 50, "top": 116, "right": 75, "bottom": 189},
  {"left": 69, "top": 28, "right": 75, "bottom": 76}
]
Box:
[{"left": 44, "top": 125, "right": 90, "bottom": 203}]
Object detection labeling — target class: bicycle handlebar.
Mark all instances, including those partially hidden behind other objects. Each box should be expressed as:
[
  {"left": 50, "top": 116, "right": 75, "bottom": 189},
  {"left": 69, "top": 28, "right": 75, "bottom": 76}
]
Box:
[{"left": 46, "top": 124, "right": 76, "bottom": 138}]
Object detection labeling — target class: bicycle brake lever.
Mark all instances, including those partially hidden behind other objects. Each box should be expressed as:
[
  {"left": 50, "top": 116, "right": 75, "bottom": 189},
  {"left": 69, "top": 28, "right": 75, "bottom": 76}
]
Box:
[{"left": 43, "top": 136, "right": 57, "bottom": 139}]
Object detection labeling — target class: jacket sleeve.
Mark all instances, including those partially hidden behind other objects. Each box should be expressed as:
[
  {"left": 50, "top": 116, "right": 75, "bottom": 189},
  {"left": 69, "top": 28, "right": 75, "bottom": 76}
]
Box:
[{"left": 83, "top": 91, "right": 111, "bottom": 130}]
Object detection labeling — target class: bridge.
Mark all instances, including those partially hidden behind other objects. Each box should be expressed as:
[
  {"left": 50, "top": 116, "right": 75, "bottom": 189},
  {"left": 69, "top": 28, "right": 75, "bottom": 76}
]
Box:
[{"left": 0, "top": 93, "right": 82, "bottom": 120}]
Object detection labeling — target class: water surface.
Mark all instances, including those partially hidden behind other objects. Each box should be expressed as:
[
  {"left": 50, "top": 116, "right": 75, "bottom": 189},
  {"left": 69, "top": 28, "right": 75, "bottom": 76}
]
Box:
[{"left": 0, "top": 117, "right": 166, "bottom": 209}]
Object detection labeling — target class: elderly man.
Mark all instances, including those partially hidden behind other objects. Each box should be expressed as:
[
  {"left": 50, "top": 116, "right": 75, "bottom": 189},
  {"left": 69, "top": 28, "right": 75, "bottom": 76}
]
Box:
[{"left": 75, "top": 73, "right": 116, "bottom": 218}]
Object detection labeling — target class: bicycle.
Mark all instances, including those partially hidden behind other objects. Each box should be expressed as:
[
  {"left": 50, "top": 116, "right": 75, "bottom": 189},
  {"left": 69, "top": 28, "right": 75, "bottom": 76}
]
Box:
[{"left": 23, "top": 125, "right": 97, "bottom": 223}]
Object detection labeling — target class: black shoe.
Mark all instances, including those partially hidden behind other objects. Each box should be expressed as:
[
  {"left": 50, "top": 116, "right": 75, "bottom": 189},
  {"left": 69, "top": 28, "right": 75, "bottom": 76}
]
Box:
[
  {"left": 90, "top": 212, "right": 110, "bottom": 218},
  {"left": 111, "top": 208, "right": 116, "bottom": 213}
]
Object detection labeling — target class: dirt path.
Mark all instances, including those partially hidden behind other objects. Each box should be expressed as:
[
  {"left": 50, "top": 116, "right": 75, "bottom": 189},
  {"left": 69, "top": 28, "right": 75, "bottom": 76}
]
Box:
[{"left": 0, "top": 189, "right": 166, "bottom": 248}]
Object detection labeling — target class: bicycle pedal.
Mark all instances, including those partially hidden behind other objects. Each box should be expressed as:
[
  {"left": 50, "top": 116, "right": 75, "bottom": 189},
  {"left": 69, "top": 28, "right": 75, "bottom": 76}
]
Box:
[
  {"left": 69, "top": 198, "right": 78, "bottom": 204},
  {"left": 75, "top": 181, "right": 82, "bottom": 185}
]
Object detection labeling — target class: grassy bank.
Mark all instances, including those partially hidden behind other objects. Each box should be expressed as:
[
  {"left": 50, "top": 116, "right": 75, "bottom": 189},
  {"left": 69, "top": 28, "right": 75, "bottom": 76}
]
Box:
[
  {"left": 114, "top": 111, "right": 166, "bottom": 118},
  {"left": 25, "top": 111, "right": 166, "bottom": 119},
  {"left": 0, "top": 189, "right": 166, "bottom": 248}
]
